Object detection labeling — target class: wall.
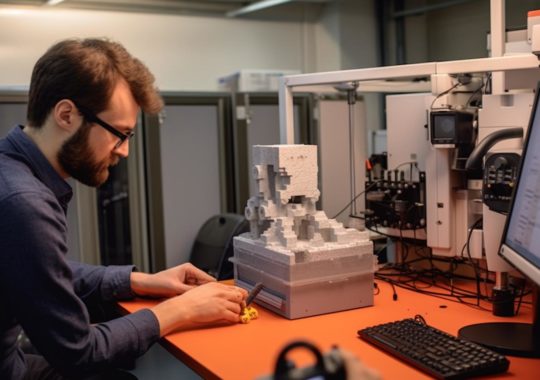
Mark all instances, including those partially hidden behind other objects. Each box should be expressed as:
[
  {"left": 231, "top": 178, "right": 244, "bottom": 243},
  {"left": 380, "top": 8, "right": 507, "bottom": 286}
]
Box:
[
  {"left": 313, "top": 0, "right": 383, "bottom": 132},
  {"left": 418, "top": 0, "right": 539, "bottom": 62},
  {"left": 313, "top": 3, "right": 342, "bottom": 72},
  {"left": 339, "top": 0, "right": 379, "bottom": 70},
  {"left": 0, "top": 3, "right": 385, "bottom": 119},
  {"left": 427, "top": 0, "right": 491, "bottom": 61},
  {"left": 0, "top": 6, "right": 319, "bottom": 91},
  {"left": 381, "top": 0, "right": 540, "bottom": 65},
  {"left": 3, "top": 2, "right": 537, "bottom": 109}
]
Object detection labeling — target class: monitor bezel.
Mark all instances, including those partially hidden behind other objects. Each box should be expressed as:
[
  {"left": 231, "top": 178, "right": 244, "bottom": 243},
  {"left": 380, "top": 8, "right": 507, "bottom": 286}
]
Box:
[{"left": 499, "top": 82, "right": 540, "bottom": 287}]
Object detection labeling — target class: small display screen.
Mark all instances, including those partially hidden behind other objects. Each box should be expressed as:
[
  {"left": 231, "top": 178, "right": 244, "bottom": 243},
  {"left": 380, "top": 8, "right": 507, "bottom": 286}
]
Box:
[{"left": 432, "top": 114, "right": 455, "bottom": 140}]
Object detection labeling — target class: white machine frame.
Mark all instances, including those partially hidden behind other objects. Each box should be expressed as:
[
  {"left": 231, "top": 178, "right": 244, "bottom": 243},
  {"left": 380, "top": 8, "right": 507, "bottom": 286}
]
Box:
[
  {"left": 279, "top": 56, "right": 538, "bottom": 143},
  {"left": 277, "top": 0, "right": 540, "bottom": 274},
  {"left": 279, "top": 0, "right": 538, "bottom": 142}
]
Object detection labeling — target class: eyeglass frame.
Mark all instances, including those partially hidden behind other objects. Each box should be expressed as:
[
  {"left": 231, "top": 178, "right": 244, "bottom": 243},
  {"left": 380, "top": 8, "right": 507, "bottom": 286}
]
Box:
[{"left": 72, "top": 101, "right": 135, "bottom": 149}]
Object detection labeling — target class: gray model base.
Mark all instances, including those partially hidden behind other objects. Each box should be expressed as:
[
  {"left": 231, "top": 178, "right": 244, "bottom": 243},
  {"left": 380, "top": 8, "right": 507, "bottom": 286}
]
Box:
[{"left": 232, "top": 239, "right": 375, "bottom": 319}]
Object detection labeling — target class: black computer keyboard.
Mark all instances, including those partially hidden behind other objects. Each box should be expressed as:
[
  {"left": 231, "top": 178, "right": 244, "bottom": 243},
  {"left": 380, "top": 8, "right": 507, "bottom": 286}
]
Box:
[{"left": 358, "top": 317, "right": 509, "bottom": 379}]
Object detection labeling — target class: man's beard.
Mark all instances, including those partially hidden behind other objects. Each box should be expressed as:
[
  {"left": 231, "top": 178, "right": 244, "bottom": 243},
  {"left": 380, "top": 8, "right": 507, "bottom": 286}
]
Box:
[{"left": 58, "top": 123, "right": 118, "bottom": 187}]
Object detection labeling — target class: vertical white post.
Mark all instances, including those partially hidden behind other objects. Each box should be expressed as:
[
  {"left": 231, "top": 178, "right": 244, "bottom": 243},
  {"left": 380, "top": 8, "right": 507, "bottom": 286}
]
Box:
[
  {"left": 279, "top": 77, "right": 295, "bottom": 144},
  {"left": 490, "top": 0, "right": 506, "bottom": 94}
]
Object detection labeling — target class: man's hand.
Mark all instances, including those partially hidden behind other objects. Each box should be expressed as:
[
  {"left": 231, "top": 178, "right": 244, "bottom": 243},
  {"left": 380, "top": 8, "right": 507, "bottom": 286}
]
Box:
[
  {"left": 130, "top": 263, "right": 216, "bottom": 298},
  {"left": 150, "top": 282, "right": 248, "bottom": 336}
]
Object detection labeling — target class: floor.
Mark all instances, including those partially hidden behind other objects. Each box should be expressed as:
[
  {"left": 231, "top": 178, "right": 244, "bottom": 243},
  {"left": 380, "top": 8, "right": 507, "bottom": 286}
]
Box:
[{"left": 129, "top": 343, "right": 201, "bottom": 380}]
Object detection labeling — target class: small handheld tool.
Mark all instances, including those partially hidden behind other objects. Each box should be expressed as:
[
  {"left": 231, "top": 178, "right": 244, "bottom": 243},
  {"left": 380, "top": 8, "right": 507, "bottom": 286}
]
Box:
[
  {"left": 240, "top": 282, "right": 264, "bottom": 324},
  {"left": 246, "top": 282, "right": 264, "bottom": 306}
]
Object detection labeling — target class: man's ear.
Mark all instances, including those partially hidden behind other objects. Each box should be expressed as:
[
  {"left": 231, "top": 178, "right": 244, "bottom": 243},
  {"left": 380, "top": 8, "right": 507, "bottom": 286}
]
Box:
[{"left": 53, "top": 99, "right": 80, "bottom": 132}]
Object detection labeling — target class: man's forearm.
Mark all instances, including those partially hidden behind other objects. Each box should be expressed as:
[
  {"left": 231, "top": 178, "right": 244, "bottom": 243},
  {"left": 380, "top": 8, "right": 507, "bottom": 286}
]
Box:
[
  {"left": 150, "top": 298, "right": 193, "bottom": 337},
  {"left": 130, "top": 271, "right": 155, "bottom": 297}
]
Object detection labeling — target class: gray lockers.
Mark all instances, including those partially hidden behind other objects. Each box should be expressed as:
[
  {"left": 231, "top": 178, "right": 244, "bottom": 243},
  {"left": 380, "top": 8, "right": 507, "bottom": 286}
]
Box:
[
  {"left": 144, "top": 94, "right": 235, "bottom": 269},
  {"left": 0, "top": 90, "right": 370, "bottom": 272},
  {"left": 0, "top": 92, "right": 90, "bottom": 264}
]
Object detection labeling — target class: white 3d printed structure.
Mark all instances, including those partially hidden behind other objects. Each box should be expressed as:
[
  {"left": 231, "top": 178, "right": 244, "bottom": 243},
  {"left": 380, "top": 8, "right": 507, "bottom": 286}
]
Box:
[{"left": 233, "top": 144, "right": 376, "bottom": 319}]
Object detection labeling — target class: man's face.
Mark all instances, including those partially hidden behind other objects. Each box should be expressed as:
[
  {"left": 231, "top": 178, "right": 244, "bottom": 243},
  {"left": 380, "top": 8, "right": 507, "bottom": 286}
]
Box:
[
  {"left": 58, "top": 79, "right": 139, "bottom": 187},
  {"left": 57, "top": 122, "right": 119, "bottom": 187}
]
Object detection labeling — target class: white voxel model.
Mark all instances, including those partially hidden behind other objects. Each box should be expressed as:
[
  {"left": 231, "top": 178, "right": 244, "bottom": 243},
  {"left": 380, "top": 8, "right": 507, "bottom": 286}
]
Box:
[
  {"left": 233, "top": 144, "right": 376, "bottom": 319},
  {"left": 244, "top": 144, "right": 371, "bottom": 261}
]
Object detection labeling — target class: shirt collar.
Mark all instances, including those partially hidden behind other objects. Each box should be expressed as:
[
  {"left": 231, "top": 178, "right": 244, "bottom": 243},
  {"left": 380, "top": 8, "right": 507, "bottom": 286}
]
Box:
[{"left": 5, "top": 125, "right": 73, "bottom": 207}]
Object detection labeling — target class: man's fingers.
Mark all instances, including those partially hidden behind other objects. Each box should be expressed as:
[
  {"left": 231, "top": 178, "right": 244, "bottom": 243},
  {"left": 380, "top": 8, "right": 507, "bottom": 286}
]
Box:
[
  {"left": 177, "top": 283, "right": 196, "bottom": 293},
  {"left": 186, "top": 267, "right": 216, "bottom": 284},
  {"left": 224, "top": 300, "right": 242, "bottom": 315},
  {"left": 221, "top": 309, "right": 242, "bottom": 323},
  {"left": 230, "top": 286, "right": 248, "bottom": 299}
]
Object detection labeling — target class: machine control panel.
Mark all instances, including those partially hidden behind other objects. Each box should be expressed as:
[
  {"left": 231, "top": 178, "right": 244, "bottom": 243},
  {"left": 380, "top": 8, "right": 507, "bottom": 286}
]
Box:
[
  {"left": 483, "top": 153, "right": 521, "bottom": 213},
  {"left": 365, "top": 170, "right": 426, "bottom": 231}
]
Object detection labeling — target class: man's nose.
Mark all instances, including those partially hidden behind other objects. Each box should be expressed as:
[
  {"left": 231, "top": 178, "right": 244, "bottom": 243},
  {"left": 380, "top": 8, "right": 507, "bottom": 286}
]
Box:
[{"left": 115, "top": 140, "right": 129, "bottom": 158}]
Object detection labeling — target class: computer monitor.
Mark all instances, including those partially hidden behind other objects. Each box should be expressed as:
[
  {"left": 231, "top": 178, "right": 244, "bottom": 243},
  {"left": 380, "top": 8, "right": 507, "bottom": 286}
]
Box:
[{"left": 458, "top": 84, "right": 540, "bottom": 358}]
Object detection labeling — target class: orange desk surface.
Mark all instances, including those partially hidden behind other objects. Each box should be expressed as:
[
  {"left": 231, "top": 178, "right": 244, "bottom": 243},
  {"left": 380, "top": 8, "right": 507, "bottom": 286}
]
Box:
[{"left": 119, "top": 281, "right": 539, "bottom": 380}]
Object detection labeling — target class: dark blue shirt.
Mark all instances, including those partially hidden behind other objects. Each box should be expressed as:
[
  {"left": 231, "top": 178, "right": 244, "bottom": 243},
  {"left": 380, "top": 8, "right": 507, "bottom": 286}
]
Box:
[{"left": 0, "top": 126, "right": 160, "bottom": 379}]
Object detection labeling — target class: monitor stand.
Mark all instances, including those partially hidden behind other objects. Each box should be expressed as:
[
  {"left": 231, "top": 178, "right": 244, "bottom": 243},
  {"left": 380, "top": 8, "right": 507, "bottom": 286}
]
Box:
[{"left": 458, "top": 285, "right": 540, "bottom": 358}]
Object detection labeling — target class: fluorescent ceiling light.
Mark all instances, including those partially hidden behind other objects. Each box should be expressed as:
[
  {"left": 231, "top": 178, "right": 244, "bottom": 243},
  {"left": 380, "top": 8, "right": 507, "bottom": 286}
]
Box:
[
  {"left": 226, "top": 0, "right": 292, "bottom": 18},
  {"left": 46, "top": 0, "right": 65, "bottom": 5}
]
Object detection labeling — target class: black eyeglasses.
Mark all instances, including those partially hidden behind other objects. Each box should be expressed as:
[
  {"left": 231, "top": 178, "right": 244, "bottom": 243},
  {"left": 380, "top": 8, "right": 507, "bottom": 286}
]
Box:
[{"left": 73, "top": 101, "right": 135, "bottom": 149}]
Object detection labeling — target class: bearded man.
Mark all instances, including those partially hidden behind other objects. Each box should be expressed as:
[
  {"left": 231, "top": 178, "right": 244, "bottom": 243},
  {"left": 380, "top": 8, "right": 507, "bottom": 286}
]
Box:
[{"left": 0, "top": 38, "right": 246, "bottom": 380}]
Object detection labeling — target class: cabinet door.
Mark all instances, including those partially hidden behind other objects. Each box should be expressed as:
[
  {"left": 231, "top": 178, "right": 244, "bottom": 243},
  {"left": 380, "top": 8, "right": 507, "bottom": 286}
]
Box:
[
  {"left": 144, "top": 95, "right": 234, "bottom": 270},
  {"left": 0, "top": 99, "right": 93, "bottom": 264},
  {"left": 317, "top": 98, "right": 367, "bottom": 225}
]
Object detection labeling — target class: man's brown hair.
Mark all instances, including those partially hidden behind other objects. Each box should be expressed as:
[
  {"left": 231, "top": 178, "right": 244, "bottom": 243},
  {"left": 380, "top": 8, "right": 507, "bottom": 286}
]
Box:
[{"left": 27, "top": 38, "right": 163, "bottom": 127}]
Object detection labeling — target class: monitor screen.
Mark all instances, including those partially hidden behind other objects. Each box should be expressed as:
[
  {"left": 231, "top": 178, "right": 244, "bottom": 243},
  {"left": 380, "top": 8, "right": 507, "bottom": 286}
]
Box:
[
  {"left": 500, "top": 85, "right": 540, "bottom": 288},
  {"left": 459, "top": 86, "right": 540, "bottom": 359}
]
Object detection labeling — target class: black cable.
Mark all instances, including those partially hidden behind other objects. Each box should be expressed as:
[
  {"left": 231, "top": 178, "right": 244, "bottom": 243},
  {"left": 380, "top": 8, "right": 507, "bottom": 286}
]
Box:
[
  {"left": 375, "top": 252, "right": 496, "bottom": 312},
  {"left": 399, "top": 224, "right": 409, "bottom": 263},
  {"left": 465, "top": 82, "right": 485, "bottom": 108},
  {"left": 375, "top": 276, "right": 399, "bottom": 300},
  {"left": 375, "top": 272, "right": 491, "bottom": 311},
  {"left": 390, "top": 280, "right": 398, "bottom": 301},
  {"left": 514, "top": 280, "right": 527, "bottom": 315},
  {"left": 373, "top": 282, "right": 380, "bottom": 296},
  {"left": 485, "top": 72, "right": 492, "bottom": 95},
  {"left": 335, "top": 160, "right": 420, "bottom": 221},
  {"left": 331, "top": 181, "right": 379, "bottom": 219},
  {"left": 414, "top": 314, "right": 427, "bottom": 325},
  {"left": 464, "top": 218, "right": 483, "bottom": 305},
  {"left": 430, "top": 82, "right": 461, "bottom": 110}
]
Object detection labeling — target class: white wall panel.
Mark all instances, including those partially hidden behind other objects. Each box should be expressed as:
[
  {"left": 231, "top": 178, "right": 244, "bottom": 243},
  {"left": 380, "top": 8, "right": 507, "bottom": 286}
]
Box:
[{"left": 0, "top": 7, "right": 309, "bottom": 91}]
